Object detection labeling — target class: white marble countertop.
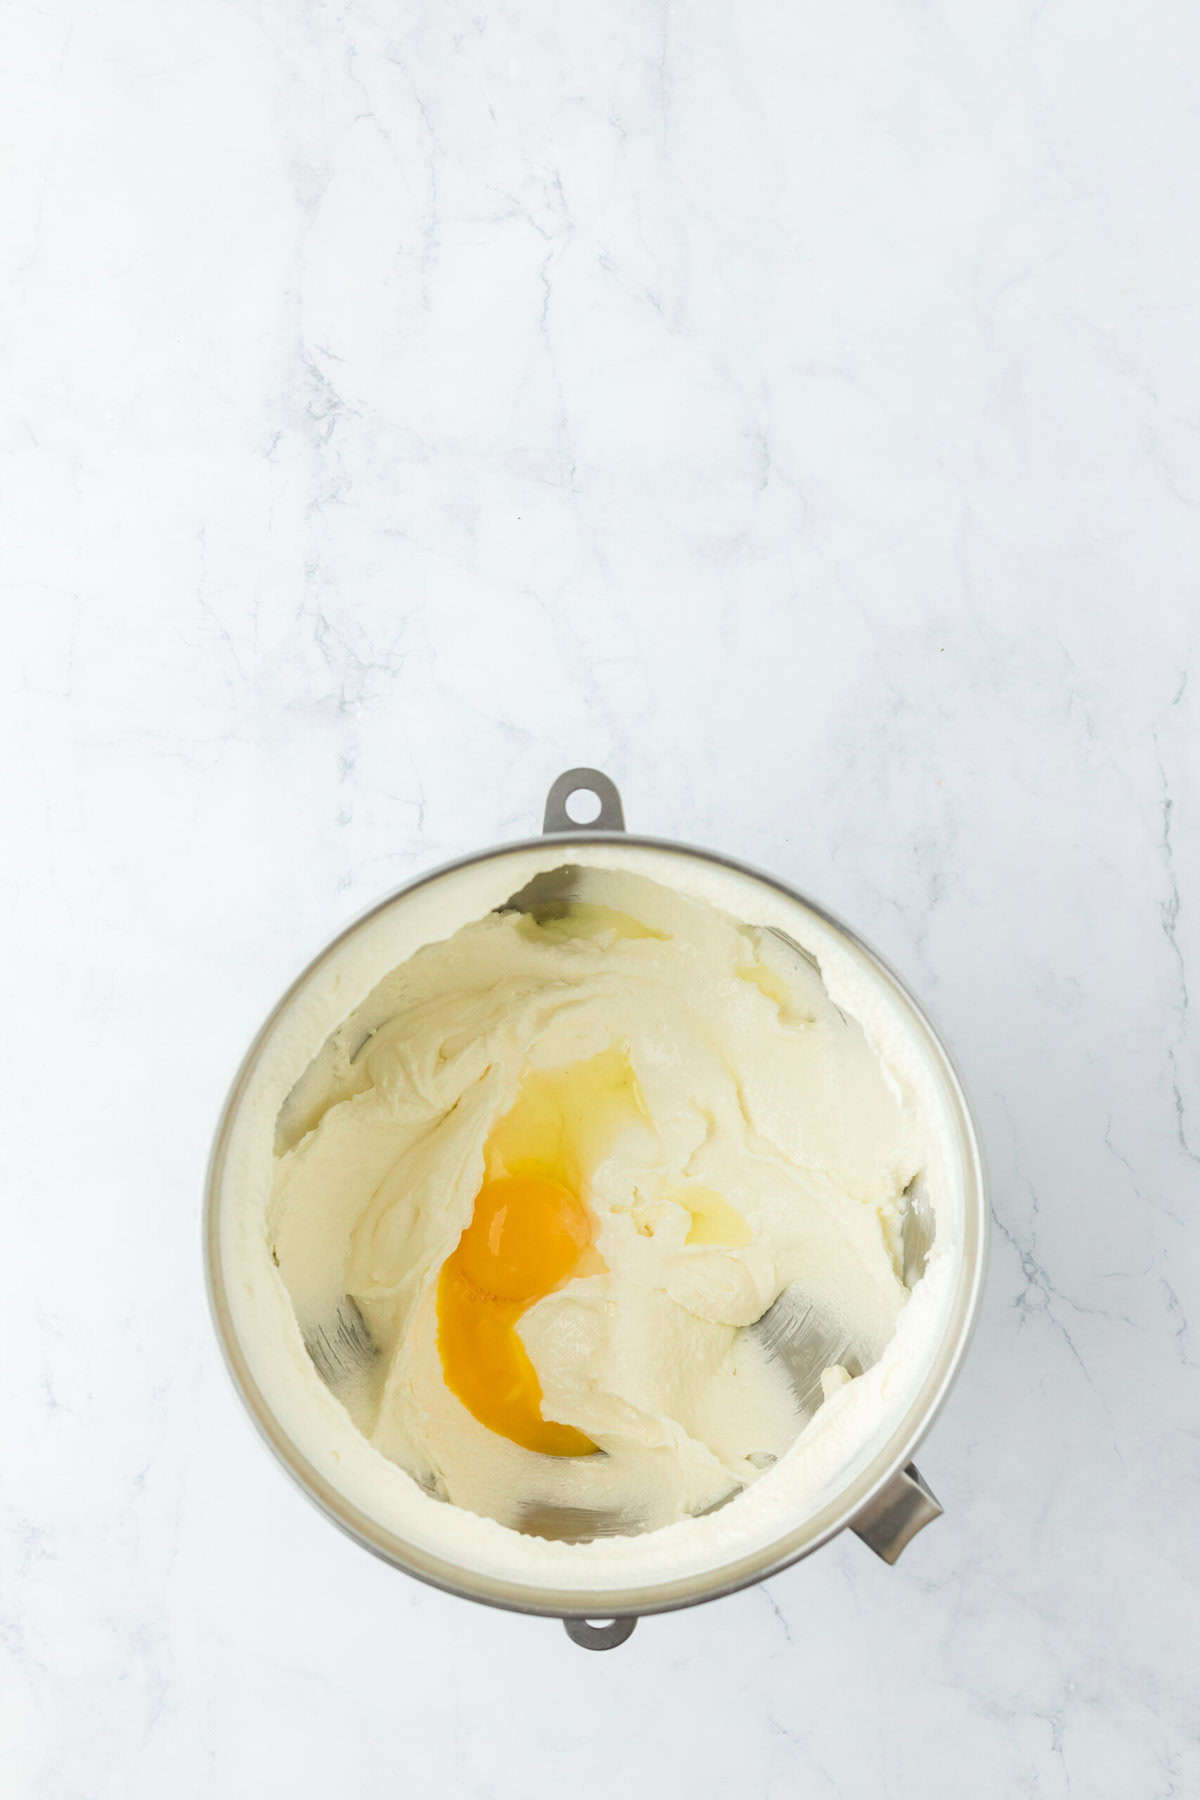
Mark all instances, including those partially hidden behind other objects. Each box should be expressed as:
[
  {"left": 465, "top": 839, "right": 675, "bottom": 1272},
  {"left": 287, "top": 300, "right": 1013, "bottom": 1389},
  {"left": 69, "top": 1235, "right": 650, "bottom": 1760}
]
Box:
[{"left": 5, "top": 0, "right": 1198, "bottom": 1792}]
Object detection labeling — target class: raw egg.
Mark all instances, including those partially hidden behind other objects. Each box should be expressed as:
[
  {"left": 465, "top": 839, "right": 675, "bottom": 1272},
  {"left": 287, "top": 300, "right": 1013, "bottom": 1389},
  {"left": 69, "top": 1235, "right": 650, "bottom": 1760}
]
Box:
[
  {"left": 438, "top": 1175, "right": 596, "bottom": 1456},
  {"left": 679, "top": 1185, "right": 752, "bottom": 1247},
  {"left": 437, "top": 1047, "right": 647, "bottom": 1456}
]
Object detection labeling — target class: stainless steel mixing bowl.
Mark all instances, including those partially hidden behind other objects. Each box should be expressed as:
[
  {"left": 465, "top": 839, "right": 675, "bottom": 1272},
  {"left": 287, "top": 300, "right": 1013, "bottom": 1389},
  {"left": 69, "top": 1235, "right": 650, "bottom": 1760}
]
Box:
[{"left": 205, "top": 768, "right": 987, "bottom": 1650}]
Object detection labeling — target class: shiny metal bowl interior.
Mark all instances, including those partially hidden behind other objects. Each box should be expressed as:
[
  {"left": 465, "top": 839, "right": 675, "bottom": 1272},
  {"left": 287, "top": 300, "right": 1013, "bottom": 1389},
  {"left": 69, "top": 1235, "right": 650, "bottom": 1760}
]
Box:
[{"left": 205, "top": 784, "right": 987, "bottom": 1629}]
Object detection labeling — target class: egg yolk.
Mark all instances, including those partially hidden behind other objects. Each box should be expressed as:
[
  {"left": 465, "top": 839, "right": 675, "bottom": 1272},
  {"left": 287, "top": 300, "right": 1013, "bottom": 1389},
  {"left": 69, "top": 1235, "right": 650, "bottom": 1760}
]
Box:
[
  {"left": 437, "top": 1046, "right": 648, "bottom": 1457},
  {"left": 456, "top": 1175, "right": 590, "bottom": 1300},
  {"left": 437, "top": 1174, "right": 598, "bottom": 1456}
]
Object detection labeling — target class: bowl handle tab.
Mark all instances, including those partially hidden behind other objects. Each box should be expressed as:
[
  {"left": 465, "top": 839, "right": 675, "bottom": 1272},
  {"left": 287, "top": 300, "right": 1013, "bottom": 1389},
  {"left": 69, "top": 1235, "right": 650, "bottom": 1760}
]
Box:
[
  {"left": 543, "top": 769, "right": 626, "bottom": 835},
  {"left": 851, "top": 1462, "right": 942, "bottom": 1564},
  {"left": 562, "top": 1616, "right": 638, "bottom": 1651}
]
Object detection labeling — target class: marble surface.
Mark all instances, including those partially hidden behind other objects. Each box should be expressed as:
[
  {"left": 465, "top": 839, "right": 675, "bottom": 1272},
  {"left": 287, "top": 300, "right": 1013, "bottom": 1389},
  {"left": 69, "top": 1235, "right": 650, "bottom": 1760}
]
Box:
[{"left": 4, "top": 0, "right": 1198, "bottom": 1792}]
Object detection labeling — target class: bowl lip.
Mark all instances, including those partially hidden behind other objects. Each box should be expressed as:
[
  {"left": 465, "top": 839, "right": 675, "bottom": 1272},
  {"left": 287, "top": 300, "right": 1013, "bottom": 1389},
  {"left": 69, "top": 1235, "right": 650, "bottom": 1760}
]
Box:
[{"left": 204, "top": 827, "right": 989, "bottom": 1621}]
